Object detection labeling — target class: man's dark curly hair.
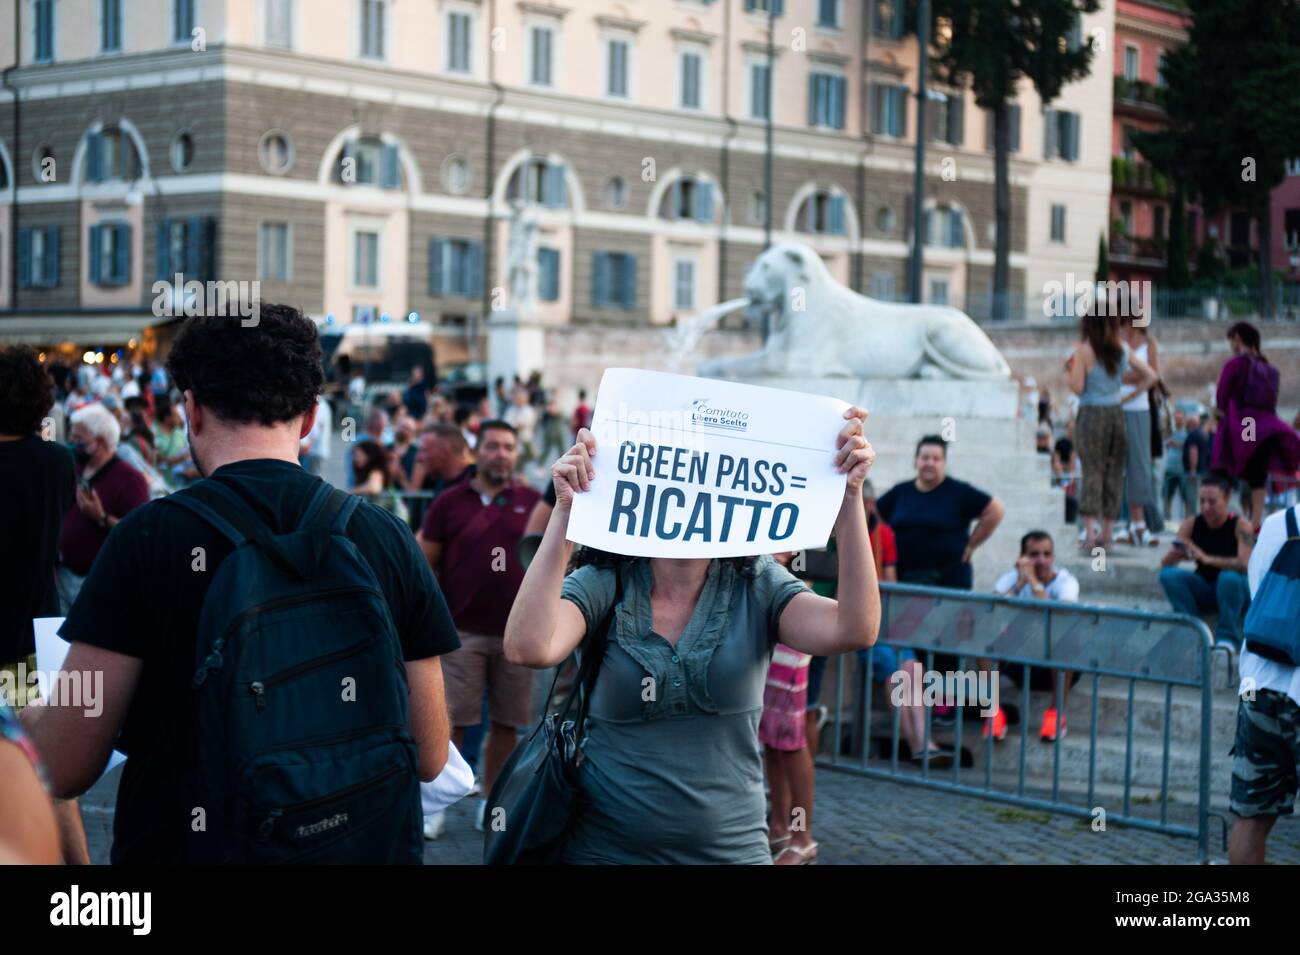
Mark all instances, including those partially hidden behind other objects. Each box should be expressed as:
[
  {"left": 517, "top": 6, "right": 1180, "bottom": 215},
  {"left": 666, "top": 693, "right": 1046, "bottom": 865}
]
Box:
[
  {"left": 0, "top": 346, "right": 55, "bottom": 436},
  {"left": 166, "top": 304, "right": 323, "bottom": 425}
]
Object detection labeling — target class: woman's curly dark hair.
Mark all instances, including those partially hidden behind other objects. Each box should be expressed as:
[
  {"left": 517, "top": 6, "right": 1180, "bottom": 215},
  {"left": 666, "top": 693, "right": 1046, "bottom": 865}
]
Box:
[
  {"left": 0, "top": 346, "right": 55, "bottom": 436},
  {"left": 166, "top": 304, "right": 323, "bottom": 425}
]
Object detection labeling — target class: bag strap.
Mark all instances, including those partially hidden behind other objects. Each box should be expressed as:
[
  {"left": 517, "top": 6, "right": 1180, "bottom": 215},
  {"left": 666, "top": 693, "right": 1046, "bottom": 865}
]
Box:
[
  {"left": 1287, "top": 506, "right": 1299, "bottom": 541},
  {"left": 554, "top": 567, "right": 623, "bottom": 727}
]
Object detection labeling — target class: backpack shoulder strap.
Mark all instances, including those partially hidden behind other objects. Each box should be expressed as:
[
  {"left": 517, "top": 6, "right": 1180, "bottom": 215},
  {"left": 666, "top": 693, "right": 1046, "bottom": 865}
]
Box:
[
  {"left": 1287, "top": 506, "right": 1299, "bottom": 541},
  {"left": 160, "top": 480, "right": 265, "bottom": 548}
]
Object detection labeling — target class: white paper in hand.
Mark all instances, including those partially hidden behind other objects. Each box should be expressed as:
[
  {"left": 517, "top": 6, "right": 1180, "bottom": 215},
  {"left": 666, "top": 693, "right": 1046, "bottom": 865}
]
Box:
[
  {"left": 32, "top": 617, "right": 127, "bottom": 776},
  {"left": 420, "top": 741, "right": 475, "bottom": 815}
]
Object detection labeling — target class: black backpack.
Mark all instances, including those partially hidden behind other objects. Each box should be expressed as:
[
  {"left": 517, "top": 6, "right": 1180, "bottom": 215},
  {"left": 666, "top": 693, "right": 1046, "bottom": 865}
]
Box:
[{"left": 160, "top": 479, "right": 422, "bottom": 864}]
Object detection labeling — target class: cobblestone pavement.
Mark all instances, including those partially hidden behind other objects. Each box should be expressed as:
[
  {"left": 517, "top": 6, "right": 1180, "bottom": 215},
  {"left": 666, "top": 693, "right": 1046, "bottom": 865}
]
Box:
[{"left": 79, "top": 763, "right": 1300, "bottom": 865}]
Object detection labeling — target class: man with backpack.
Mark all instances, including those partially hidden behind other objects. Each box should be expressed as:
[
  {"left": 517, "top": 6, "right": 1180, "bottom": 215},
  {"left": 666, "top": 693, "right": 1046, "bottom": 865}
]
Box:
[
  {"left": 1229, "top": 500, "right": 1300, "bottom": 864},
  {"left": 22, "top": 305, "right": 458, "bottom": 864}
]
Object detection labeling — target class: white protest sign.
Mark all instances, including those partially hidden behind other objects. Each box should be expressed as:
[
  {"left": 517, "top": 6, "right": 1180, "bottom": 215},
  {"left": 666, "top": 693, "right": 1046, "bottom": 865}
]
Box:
[{"left": 566, "top": 368, "right": 853, "bottom": 558}]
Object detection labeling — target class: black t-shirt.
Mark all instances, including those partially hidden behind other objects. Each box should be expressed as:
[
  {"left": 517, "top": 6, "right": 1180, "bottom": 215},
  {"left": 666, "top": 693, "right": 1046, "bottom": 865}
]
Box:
[
  {"left": 1183, "top": 429, "right": 1212, "bottom": 475},
  {"left": 876, "top": 477, "right": 992, "bottom": 589},
  {"left": 0, "top": 436, "right": 75, "bottom": 662},
  {"left": 61, "top": 459, "right": 460, "bottom": 863}
]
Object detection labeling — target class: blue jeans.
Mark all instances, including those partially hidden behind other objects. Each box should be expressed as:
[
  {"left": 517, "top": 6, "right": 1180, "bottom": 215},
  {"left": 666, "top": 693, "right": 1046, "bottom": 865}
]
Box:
[{"left": 1158, "top": 567, "right": 1250, "bottom": 645}]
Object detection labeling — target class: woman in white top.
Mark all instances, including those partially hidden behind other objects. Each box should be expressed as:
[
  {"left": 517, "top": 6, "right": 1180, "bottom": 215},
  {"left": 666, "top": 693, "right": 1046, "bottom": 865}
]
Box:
[{"left": 1121, "top": 321, "right": 1160, "bottom": 546}]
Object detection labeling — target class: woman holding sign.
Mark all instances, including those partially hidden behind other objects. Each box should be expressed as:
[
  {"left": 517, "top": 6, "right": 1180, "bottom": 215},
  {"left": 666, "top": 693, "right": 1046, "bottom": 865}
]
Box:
[{"left": 504, "top": 407, "right": 880, "bottom": 864}]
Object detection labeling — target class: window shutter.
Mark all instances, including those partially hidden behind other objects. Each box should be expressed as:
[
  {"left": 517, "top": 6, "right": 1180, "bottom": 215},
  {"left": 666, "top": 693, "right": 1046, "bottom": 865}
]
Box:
[
  {"left": 85, "top": 131, "right": 104, "bottom": 183},
  {"left": 429, "top": 238, "right": 446, "bottom": 295},
  {"left": 922, "top": 209, "right": 932, "bottom": 246},
  {"left": 1044, "top": 110, "right": 1058, "bottom": 159},
  {"left": 157, "top": 220, "right": 171, "bottom": 279},
  {"left": 544, "top": 162, "right": 567, "bottom": 208},
  {"left": 833, "top": 76, "right": 846, "bottom": 129},
  {"left": 668, "top": 179, "right": 683, "bottom": 219},
  {"left": 183, "top": 216, "right": 201, "bottom": 277},
  {"left": 1009, "top": 104, "right": 1021, "bottom": 153},
  {"left": 381, "top": 143, "right": 401, "bottom": 190},
  {"left": 695, "top": 181, "right": 714, "bottom": 223},
  {"left": 870, "top": 83, "right": 882, "bottom": 134},
  {"left": 744, "top": 0, "right": 757, "bottom": 11},
  {"left": 113, "top": 223, "right": 131, "bottom": 284},
  {"left": 17, "top": 229, "right": 32, "bottom": 289},
  {"left": 808, "top": 75, "right": 818, "bottom": 126},
  {"left": 896, "top": 87, "right": 907, "bottom": 138},
  {"left": 949, "top": 209, "right": 964, "bottom": 248},
  {"left": 1065, "top": 112, "right": 1081, "bottom": 161},
  {"left": 466, "top": 241, "right": 484, "bottom": 298},
  {"left": 773, "top": 0, "right": 784, "bottom": 15},
  {"left": 342, "top": 140, "right": 357, "bottom": 183},
  {"left": 538, "top": 247, "right": 559, "bottom": 302},
  {"left": 592, "top": 252, "right": 609, "bottom": 306},
  {"left": 88, "top": 225, "right": 103, "bottom": 283},
  {"left": 620, "top": 255, "right": 636, "bottom": 308},
  {"left": 199, "top": 217, "right": 217, "bottom": 280},
  {"left": 948, "top": 94, "right": 964, "bottom": 145},
  {"left": 830, "top": 194, "right": 846, "bottom": 235},
  {"left": 276, "top": 224, "right": 289, "bottom": 280},
  {"left": 44, "top": 227, "right": 60, "bottom": 286}
]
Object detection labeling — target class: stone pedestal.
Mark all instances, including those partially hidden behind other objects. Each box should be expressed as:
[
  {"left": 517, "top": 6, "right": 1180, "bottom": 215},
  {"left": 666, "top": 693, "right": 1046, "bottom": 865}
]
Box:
[{"left": 486, "top": 312, "right": 546, "bottom": 393}]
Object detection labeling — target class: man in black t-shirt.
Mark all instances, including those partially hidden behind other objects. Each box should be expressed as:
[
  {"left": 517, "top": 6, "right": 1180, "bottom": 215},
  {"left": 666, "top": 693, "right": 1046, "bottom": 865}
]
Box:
[
  {"left": 0, "top": 346, "right": 76, "bottom": 689},
  {"left": 21, "top": 306, "right": 459, "bottom": 863},
  {"left": 876, "top": 435, "right": 1006, "bottom": 590}
]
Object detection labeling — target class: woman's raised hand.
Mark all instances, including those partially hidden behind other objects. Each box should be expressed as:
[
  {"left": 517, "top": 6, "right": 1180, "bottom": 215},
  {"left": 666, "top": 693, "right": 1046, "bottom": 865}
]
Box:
[
  {"left": 552, "top": 427, "right": 597, "bottom": 508},
  {"left": 834, "top": 406, "right": 875, "bottom": 492}
]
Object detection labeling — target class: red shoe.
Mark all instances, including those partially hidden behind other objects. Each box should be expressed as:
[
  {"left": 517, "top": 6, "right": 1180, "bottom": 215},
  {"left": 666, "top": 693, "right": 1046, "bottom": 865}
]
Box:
[
  {"left": 982, "top": 706, "right": 1008, "bottom": 741},
  {"left": 1040, "top": 707, "right": 1066, "bottom": 742}
]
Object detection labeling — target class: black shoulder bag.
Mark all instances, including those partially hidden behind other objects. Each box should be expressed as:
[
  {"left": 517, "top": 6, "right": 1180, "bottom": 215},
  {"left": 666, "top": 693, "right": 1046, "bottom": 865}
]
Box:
[{"left": 482, "top": 571, "right": 622, "bottom": 865}]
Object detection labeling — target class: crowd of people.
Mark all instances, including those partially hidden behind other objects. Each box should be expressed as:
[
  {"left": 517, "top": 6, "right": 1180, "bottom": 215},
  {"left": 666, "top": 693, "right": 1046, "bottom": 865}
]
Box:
[{"left": 2, "top": 305, "right": 1299, "bottom": 865}]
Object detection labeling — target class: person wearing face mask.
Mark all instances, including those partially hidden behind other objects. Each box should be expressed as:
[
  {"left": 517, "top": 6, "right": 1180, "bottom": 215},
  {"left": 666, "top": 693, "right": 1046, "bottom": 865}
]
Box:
[{"left": 55, "top": 403, "right": 150, "bottom": 613}]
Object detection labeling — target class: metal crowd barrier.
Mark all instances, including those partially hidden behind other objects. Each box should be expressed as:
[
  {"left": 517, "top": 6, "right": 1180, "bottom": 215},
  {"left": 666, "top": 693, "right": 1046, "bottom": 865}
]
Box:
[{"left": 821, "top": 582, "right": 1216, "bottom": 861}]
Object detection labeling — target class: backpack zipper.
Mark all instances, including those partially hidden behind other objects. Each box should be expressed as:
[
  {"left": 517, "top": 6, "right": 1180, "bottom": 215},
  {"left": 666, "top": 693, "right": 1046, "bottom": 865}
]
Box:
[
  {"left": 257, "top": 764, "right": 404, "bottom": 839},
  {"left": 193, "top": 585, "right": 382, "bottom": 687},
  {"left": 248, "top": 638, "right": 375, "bottom": 712}
]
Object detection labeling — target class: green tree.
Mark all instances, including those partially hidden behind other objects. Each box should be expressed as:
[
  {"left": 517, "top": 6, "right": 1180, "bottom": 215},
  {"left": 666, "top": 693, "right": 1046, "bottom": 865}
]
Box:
[
  {"left": 1096, "top": 232, "right": 1109, "bottom": 283},
  {"left": 924, "top": 0, "right": 1101, "bottom": 320},
  {"left": 1166, "top": 182, "right": 1191, "bottom": 290},
  {"left": 1133, "top": 0, "right": 1300, "bottom": 318}
]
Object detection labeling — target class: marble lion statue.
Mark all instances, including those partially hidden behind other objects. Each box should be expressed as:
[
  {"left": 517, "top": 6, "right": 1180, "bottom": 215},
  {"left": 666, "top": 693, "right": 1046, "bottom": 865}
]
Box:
[{"left": 699, "top": 242, "right": 1011, "bottom": 380}]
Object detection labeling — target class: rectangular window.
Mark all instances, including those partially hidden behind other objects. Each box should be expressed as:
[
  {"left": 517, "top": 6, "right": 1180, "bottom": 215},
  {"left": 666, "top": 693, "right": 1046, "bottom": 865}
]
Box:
[
  {"left": 749, "top": 62, "right": 771, "bottom": 120},
  {"left": 592, "top": 252, "right": 636, "bottom": 309},
  {"left": 88, "top": 222, "right": 131, "bottom": 287},
  {"left": 266, "top": 0, "right": 293, "bottom": 48},
  {"left": 101, "top": 0, "right": 122, "bottom": 53},
  {"left": 360, "top": 0, "right": 385, "bottom": 60},
  {"left": 869, "top": 272, "right": 895, "bottom": 301},
  {"left": 809, "top": 72, "right": 846, "bottom": 129},
  {"left": 1044, "top": 109, "right": 1081, "bottom": 162},
  {"left": 674, "top": 259, "right": 696, "bottom": 311},
  {"left": 538, "top": 247, "right": 560, "bottom": 302},
  {"left": 260, "top": 223, "right": 290, "bottom": 281},
  {"left": 928, "top": 277, "right": 950, "bottom": 306},
  {"left": 1284, "top": 209, "right": 1300, "bottom": 251},
  {"left": 1124, "top": 46, "right": 1139, "bottom": 83},
  {"left": 34, "top": 0, "right": 54, "bottom": 62},
  {"left": 1154, "top": 205, "right": 1166, "bottom": 239},
  {"left": 871, "top": 83, "right": 907, "bottom": 137},
  {"left": 1156, "top": 50, "right": 1168, "bottom": 88},
  {"left": 1286, "top": 158, "right": 1300, "bottom": 177},
  {"left": 447, "top": 11, "right": 472, "bottom": 73},
  {"left": 928, "top": 91, "right": 964, "bottom": 145},
  {"left": 606, "top": 39, "right": 629, "bottom": 97},
  {"left": 925, "top": 208, "right": 964, "bottom": 248},
  {"left": 173, "top": 0, "right": 195, "bottom": 43},
  {"left": 873, "top": 0, "right": 903, "bottom": 39},
  {"left": 817, "top": 0, "right": 839, "bottom": 28},
  {"left": 806, "top": 192, "right": 846, "bottom": 235},
  {"left": 1050, "top": 204, "right": 1067, "bottom": 243},
  {"left": 680, "top": 51, "right": 702, "bottom": 110},
  {"left": 744, "top": 0, "right": 784, "bottom": 14},
  {"left": 354, "top": 231, "right": 380, "bottom": 288},
  {"left": 17, "top": 227, "right": 60, "bottom": 289},
  {"left": 529, "top": 26, "right": 553, "bottom": 86},
  {"left": 156, "top": 217, "right": 216, "bottom": 281},
  {"left": 428, "top": 237, "right": 483, "bottom": 297}
]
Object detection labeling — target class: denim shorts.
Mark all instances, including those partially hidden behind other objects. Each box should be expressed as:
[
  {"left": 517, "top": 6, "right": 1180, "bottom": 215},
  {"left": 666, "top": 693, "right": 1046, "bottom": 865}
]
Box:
[{"left": 856, "top": 644, "right": 917, "bottom": 678}]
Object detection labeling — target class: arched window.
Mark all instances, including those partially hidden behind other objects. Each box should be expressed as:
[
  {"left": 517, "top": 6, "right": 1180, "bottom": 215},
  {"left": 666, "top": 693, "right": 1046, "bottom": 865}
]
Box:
[
  {"left": 84, "top": 126, "right": 142, "bottom": 183},
  {"left": 659, "top": 175, "right": 715, "bottom": 223},
  {"left": 333, "top": 136, "right": 402, "bottom": 189},
  {"left": 924, "top": 205, "right": 966, "bottom": 248},
  {"left": 796, "top": 189, "right": 847, "bottom": 235},
  {"left": 507, "top": 156, "right": 568, "bottom": 208}
]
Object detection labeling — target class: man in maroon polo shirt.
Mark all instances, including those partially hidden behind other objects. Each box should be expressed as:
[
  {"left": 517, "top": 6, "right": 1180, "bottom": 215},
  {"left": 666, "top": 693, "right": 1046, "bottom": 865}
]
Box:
[
  {"left": 57, "top": 403, "right": 150, "bottom": 612},
  {"left": 418, "top": 419, "right": 540, "bottom": 830}
]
